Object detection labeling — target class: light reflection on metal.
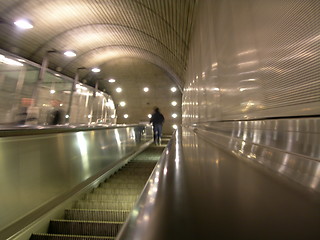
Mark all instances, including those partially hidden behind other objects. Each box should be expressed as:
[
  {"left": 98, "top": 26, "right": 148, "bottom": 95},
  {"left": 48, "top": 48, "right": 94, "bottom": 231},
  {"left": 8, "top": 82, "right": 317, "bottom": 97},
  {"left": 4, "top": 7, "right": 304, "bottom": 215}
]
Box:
[
  {"left": 193, "top": 118, "right": 320, "bottom": 192},
  {"left": 163, "top": 167, "right": 168, "bottom": 175},
  {"left": 114, "top": 128, "right": 122, "bottom": 148},
  {"left": 310, "top": 164, "right": 320, "bottom": 189},
  {"left": 175, "top": 130, "right": 180, "bottom": 169},
  {"left": 76, "top": 132, "right": 89, "bottom": 170},
  {"left": 118, "top": 125, "right": 320, "bottom": 239},
  {"left": 0, "top": 54, "right": 24, "bottom": 66}
]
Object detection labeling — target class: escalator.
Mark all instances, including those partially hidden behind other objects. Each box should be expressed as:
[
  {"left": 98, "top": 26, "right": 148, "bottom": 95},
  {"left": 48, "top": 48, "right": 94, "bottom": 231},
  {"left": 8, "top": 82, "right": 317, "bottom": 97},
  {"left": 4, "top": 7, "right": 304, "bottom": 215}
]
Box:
[{"left": 29, "top": 141, "right": 167, "bottom": 240}]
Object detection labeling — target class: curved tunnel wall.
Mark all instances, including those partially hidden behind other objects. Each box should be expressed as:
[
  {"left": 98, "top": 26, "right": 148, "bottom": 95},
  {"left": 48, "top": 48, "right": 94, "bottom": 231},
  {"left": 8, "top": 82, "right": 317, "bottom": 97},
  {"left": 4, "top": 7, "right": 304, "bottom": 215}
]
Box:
[
  {"left": 182, "top": 0, "right": 320, "bottom": 190},
  {"left": 183, "top": 0, "right": 320, "bottom": 122}
]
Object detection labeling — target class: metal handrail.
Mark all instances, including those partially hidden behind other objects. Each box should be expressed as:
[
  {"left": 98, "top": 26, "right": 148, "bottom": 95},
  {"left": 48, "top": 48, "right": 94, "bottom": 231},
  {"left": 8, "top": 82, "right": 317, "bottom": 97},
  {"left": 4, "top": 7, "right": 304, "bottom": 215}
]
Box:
[
  {"left": 116, "top": 124, "right": 320, "bottom": 239},
  {"left": 116, "top": 129, "right": 190, "bottom": 240},
  {"left": 0, "top": 123, "right": 151, "bottom": 137}
]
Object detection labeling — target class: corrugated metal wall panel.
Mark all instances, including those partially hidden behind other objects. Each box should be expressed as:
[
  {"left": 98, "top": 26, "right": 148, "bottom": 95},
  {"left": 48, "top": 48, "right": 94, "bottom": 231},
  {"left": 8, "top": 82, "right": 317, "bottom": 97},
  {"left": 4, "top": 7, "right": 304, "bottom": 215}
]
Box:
[{"left": 183, "top": 0, "right": 320, "bottom": 123}]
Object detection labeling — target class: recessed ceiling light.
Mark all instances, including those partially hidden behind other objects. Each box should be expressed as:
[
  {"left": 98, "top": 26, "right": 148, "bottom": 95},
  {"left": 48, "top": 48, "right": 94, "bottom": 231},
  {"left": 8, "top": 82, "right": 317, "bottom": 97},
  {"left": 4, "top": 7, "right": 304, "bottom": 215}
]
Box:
[
  {"left": 0, "top": 56, "right": 23, "bottom": 66},
  {"left": 171, "top": 87, "right": 177, "bottom": 92},
  {"left": 116, "top": 87, "right": 122, "bottom": 93},
  {"left": 172, "top": 124, "right": 178, "bottom": 129},
  {"left": 108, "top": 79, "right": 116, "bottom": 83},
  {"left": 124, "top": 114, "right": 128, "bottom": 118},
  {"left": 148, "top": 114, "right": 152, "bottom": 118},
  {"left": 64, "top": 50, "right": 76, "bottom": 57},
  {"left": 119, "top": 101, "right": 126, "bottom": 107},
  {"left": 92, "top": 67, "right": 100, "bottom": 73},
  {"left": 143, "top": 87, "right": 149, "bottom": 92},
  {"left": 14, "top": 19, "right": 33, "bottom": 29},
  {"left": 171, "top": 101, "right": 177, "bottom": 106},
  {"left": 172, "top": 113, "right": 178, "bottom": 118}
]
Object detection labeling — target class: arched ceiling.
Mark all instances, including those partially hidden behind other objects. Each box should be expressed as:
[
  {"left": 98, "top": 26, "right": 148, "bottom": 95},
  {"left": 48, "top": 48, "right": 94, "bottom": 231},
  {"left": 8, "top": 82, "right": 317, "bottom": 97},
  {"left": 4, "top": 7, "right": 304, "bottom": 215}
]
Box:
[{"left": 0, "top": 0, "right": 198, "bottom": 89}]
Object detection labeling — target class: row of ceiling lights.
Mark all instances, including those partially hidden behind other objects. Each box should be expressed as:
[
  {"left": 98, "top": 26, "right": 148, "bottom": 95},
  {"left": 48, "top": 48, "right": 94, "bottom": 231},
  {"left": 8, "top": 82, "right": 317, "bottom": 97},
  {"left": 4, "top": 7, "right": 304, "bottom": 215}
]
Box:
[
  {"left": 9, "top": 19, "right": 180, "bottom": 95},
  {"left": 10, "top": 19, "right": 105, "bottom": 74},
  {"left": 107, "top": 81, "right": 178, "bottom": 94},
  {"left": 119, "top": 101, "right": 178, "bottom": 107},
  {"left": 121, "top": 113, "right": 179, "bottom": 119},
  {"left": 115, "top": 83, "right": 179, "bottom": 120},
  {"left": 10, "top": 18, "right": 180, "bottom": 126},
  {"left": 120, "top": 112, "right": 179, "bottom": 119}
]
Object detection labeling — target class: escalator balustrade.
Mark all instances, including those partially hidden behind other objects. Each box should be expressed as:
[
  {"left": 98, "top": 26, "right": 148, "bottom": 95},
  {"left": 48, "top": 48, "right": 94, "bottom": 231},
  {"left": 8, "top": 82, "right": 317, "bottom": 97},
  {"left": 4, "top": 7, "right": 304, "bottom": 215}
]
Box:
[{"left": 30, "top": 142, "right": 167, "bottom": 240}]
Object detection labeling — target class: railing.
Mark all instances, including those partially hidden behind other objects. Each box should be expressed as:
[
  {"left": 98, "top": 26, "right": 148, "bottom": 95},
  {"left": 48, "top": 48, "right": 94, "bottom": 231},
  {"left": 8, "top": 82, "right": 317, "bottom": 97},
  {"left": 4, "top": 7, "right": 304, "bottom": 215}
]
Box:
[
  {"left": 0, "top": 124, "right": 152, "bottom": 240},
  {"left": 0, "top": 49, "right": 116, "bottom": 126},
  {"left": 117, "top": 121, "right": 320, "bottom": 239}
]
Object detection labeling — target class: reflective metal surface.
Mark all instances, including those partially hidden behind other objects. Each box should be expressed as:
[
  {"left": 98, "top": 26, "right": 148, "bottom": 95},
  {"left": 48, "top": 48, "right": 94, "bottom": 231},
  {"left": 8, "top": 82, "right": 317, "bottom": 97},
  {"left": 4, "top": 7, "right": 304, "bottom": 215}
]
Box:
[
  {"left": 193, "top": 118, "right": 320, "bottom": 192},
  {"left": 0, "top": 125, "right": 152, "bottom": 234},
  {"left": 183, "top": 0, "right": 320, "bottom": 122},
  {"left": 117, "top": 127, "right": 320, "bottom": 240},
  {"left": 0, "top": 0, "right": 198, "bottom": 87}
]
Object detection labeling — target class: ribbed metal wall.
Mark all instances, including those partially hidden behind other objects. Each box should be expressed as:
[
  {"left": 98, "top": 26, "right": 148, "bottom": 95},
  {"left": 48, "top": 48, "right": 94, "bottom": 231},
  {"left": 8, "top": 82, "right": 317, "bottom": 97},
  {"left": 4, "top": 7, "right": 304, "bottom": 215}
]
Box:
[
  {"left": 183, "top": 0, "right": 320, "bottom": 123},
  {"left": 0, "top": 0, "right": 197, "bottom": 87}
]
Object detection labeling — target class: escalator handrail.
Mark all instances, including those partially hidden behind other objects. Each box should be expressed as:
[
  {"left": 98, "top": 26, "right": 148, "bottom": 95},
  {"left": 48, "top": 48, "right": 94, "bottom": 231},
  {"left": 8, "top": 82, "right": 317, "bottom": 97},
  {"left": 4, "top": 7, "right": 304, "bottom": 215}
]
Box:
[{"left": 116, "top": 128, "right": 187, "bottom": 240}]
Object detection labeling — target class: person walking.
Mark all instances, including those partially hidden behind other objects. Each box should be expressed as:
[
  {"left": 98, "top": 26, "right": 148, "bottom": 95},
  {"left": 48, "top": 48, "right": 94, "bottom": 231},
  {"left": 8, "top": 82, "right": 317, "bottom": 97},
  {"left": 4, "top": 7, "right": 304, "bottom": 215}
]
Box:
[{"left": 150, "top": 107, "right": 165, "bottom": 145}]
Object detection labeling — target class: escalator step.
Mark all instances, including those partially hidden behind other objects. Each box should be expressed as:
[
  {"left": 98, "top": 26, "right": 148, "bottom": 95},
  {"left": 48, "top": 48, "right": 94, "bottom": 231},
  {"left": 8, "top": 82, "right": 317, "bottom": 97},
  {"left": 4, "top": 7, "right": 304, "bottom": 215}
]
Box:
[
  {"left": 83, "top": 193, "right": 139, "bottom": 202},
  {"left": 30, "top": 233, "right": 114, "bottom": 240},
  {"left": 74, "top": 200, "right": 134, "bottom": 210},
  {"left": 92, "top": 188, "right": 142, "bottom": 195},
  {"left": 125, "top": 162, "right": 156, "bottom": 166},
  {"left": 48, "top": 220, "right": 122, "bottom": 237},
  {"left": 99, "top": 182, "right": 145, "bottom": 189},
  {"left": 122, "top": 163, "right": 156, "bottom": 167},
  {"left": 65, "top": 209, "right": 130, "bottom": 222},
  {"left": 105, "top": 178, "right": 147, "bottom": 183},
  {"left": 113, "top": 171, "right": 151, "bottom": 176},
  {"left": 115, "top": 172, "right": 151, "bottom": 177},
  {"left": 29, "top": 144, "right": 167, "bottom": 240},
  {"left": 116, "top": 170, "right": 154, "bottom": 175},
  {"left": 119, "top": 165, "right": 155, "bottom": 170}
]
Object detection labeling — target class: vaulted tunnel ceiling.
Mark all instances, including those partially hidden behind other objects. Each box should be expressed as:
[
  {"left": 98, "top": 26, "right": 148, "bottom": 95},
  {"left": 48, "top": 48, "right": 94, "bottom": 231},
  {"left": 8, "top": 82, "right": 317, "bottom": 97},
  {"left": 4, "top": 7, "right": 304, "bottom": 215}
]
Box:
[{"left": 0, "top": 0, "right": 198, "bottom": 89}]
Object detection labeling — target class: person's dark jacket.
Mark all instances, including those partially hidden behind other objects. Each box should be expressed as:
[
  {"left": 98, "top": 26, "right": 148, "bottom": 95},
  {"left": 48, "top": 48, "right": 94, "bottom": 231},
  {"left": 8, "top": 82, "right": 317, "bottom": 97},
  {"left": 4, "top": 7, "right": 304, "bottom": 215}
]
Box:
[{"left": 150, "top": 112, "right": 164, "bottom": 126}]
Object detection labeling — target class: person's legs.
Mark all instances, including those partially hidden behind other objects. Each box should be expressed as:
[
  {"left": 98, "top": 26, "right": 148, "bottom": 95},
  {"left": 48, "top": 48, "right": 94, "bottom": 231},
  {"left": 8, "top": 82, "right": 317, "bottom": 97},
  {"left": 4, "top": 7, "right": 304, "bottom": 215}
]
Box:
[
  {"left": 157, "top": 124, "right": 162, "bottom": 144},
  {"left": 153, "top": 125, "right": 158, "bottom": 143},
  {"left": 154, "top": 124, "right": 162, "bottom": 145}
]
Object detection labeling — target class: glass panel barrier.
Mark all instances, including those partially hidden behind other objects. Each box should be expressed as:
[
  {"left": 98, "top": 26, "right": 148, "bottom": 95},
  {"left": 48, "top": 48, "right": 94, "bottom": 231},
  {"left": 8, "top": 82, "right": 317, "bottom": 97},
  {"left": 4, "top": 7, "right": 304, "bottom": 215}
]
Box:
[{"left": 0, "top": 50, "right": 116, "bottom": 126}]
